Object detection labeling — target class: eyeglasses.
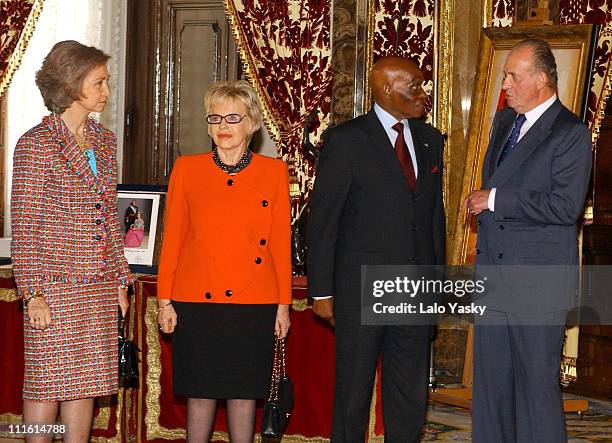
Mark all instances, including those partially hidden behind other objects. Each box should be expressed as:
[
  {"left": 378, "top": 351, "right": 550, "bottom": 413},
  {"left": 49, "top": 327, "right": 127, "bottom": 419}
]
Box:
[{"left": 206, "top": 114, "right": 247, "bottom": 124}]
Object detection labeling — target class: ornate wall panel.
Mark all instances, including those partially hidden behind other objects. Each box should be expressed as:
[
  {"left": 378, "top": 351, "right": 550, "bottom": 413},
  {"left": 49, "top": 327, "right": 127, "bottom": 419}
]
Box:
[{"left": 330, "top": 0, "right": 373, "bottom": 124}]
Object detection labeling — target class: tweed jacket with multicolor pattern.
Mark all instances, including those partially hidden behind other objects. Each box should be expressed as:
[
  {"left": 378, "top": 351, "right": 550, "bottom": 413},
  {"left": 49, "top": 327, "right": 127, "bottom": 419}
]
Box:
[{"left": 11, "top": 113, "right": 132, "bottom": 297}]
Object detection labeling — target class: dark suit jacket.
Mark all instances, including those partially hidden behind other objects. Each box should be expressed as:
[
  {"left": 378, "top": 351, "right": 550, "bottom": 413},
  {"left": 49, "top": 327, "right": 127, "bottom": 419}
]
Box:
[
  {"left": 125, "top": 205, "right": 138, "bottom": 228},
  {"left": 307, "top": 109, "right": 445, "bottom": 319},
  {"left": 475, "top": 99, "right": 592, "bottom": 312}
]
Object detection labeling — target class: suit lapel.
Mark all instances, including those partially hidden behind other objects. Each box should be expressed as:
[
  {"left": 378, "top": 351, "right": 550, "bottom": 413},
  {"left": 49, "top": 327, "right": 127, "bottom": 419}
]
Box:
[
  {"left": 490, "top": 114, "right": 515, "bottom": 173},
  {"left": 408, "top": 120, "right": 428, "bottom": 192},
  {"left": 483, "top": 111, "right": 514, "bottom": 187},
  {"left": 44, "top": 113, "right": 107, "bottom": 195},
  {"left": 489, "top": 99, "right": 562, "bottom": 187},
  {"left": 364, "top": 110, "right": 413, "bottom": 193}
]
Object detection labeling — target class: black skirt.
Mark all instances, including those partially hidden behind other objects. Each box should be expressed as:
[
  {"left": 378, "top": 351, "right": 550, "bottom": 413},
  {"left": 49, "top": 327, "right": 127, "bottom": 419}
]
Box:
[{"left": 172, "top": 302, "right": 277, "bottom": 399}]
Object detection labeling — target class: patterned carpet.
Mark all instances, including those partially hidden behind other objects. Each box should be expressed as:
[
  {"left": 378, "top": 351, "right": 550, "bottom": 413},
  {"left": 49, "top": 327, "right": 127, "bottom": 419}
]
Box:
[
  {"left": 0, "top": 397, "right": 608, "bottom": 442},
  {"left": 422, "top": 396, "right": 612, "bottom": 441}
]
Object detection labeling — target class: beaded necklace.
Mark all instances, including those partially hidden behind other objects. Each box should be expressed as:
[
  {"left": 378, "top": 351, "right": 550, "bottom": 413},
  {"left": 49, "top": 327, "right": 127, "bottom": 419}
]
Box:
[{"left": 212, "top": 146, "right": 252, "bottom": 175}]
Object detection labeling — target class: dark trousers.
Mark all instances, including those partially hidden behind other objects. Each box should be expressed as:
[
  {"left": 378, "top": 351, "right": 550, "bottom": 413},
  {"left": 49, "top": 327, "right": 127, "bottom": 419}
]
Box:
[
  {"left": 472, "top": 309, "right": 567, "bottom": 443},
  {"left": 332, "top": 319, "right": 431, "bottom": 443}
]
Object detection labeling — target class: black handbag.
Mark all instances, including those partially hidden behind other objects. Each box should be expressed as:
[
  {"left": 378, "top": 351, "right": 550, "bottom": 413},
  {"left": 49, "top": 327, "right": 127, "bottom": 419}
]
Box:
[
  {"left": 261, "top": 336, "right": 294, "bottom": 438},
  {"left": 118, "top": 312, "right": 139, "bottom": 388}
]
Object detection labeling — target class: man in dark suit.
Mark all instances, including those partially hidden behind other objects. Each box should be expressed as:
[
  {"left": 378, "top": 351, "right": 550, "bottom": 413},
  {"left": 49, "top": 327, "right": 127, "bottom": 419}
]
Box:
[
  {"left": 124, "top": 200, "right": 138, "bottom": 231},
  {"left": 307, "top": 56, "right": 445, "bottom": 442},
  {"left": 465, "top": 39, "right": 592, "bottom": 442}
]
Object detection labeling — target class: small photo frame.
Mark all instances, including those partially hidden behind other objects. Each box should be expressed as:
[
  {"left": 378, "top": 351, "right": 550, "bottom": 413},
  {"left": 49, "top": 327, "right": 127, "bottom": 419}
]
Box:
[{"left": 117, "top": 184, "right": 167, "bottom": 274}]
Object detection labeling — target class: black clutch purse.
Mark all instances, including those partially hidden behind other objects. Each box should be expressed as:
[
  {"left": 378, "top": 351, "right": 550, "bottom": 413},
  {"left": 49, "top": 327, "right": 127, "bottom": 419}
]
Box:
[
  {"left": 118, "top": 312, "right": 139, "bottom": 388},
  {"left": 261, "top": 336, "right": 294, "bottom": 438}
]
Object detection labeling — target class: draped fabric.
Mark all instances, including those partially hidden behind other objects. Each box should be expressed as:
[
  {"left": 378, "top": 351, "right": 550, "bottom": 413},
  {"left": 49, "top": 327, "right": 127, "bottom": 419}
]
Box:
[
  {"left": 560, "top": 0, "right": 611, "bottom": 24},
  {"left": 559, "top": 0, "right": 612, "bottom": 136},
  {"left": 0, "top": 0, "right": 44, "bottom": 97},
  {"left": 223, "top": 0, "right": 333, "bottom": 213},
  {"left": 491, "top": 0, "right": 516, "bottom": 27},
  {"left": 373, "top": 0, "right": 436, "bottom": 115}
]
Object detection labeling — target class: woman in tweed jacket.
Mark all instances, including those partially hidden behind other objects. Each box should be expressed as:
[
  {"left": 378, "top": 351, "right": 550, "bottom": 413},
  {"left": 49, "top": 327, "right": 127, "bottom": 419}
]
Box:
[{"left": 11, "top": 41, "right": 132, "bottom": 441}]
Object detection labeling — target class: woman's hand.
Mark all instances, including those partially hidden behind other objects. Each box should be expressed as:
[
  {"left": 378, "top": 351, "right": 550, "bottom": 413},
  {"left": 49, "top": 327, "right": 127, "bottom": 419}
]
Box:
[
  {"left": 275, "top": 304, "right": 291, "bottom": 339},
  {"left": 27, "top": 298, "right": 52, "bottom": 330},
  {"left": 118, "top": 286, "right": 129, "bottom": 317},
  {"left": 158, "top": 301, "right": 177, "bottom": 333}
]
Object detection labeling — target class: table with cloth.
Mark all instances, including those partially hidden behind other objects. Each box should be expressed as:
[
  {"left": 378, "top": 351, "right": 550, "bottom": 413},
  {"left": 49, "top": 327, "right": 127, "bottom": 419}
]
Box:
[{"left": 0, "top": 272, "right": 393, "bottom": 442}]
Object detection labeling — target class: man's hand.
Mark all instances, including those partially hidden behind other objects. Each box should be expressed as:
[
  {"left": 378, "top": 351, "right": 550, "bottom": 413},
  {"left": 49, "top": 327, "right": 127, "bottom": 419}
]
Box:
[
  {"left": 463, "top": 189, "right": 491, "bottom": 216},
  {"left": 313, "top": 298, "right": 335, "bottom": 327}
]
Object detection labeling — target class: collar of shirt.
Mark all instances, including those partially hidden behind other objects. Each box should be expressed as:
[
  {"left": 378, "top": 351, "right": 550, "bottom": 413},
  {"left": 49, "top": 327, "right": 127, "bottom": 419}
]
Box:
[
  {"left": 373, "top": 102, "right": 419, "bottom": 177},
  {"left": 518, "top": 93, "right": 557, "bottom": 141}
]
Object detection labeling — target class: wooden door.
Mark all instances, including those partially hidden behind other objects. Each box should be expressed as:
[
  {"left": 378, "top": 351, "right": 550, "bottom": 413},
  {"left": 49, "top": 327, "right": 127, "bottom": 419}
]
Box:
[{"left": 124, "top": 0, "right": 240, "bottom": 184}]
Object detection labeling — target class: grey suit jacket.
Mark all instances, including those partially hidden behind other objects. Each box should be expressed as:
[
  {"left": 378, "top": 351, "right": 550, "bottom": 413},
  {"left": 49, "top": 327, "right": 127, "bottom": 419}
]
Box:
[{"left": 475, "top": 99, "right": 592, "bottom": 312}]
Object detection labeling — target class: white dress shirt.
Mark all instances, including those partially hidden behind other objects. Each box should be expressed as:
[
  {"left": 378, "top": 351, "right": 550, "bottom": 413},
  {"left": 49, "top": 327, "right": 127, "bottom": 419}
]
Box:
[
  {"left": 374, "top": 102, "right": 419, "bottom": 177},
  {"left": 488, "top": 94, "right": 557, "bottom": 211}
]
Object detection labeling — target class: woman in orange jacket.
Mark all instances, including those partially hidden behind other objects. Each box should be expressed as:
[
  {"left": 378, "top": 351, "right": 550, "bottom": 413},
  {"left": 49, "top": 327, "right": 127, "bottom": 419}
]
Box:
[{"left": 157, "top": 80, "right": 291, "bottom": 442}]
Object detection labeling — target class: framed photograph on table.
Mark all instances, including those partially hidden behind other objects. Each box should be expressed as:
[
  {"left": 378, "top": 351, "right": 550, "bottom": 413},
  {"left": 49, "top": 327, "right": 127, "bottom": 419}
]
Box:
[{"left": 117, "top": 184, "right": 167, "bottom": 274}]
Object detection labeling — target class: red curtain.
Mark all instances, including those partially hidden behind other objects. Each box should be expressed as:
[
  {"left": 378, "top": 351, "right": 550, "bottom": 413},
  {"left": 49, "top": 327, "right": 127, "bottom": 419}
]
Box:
[
  {"left": 373, "top": 0, "right": 436, "bottom": 115},
  {"left": 558, "top": 0, "right": 612, "bottom": 133},
  {"left": 492, "top": 0, "right": 516, "bottom": 26},
  {"left": 0, "top": 0, "right": 44, "bottom": 97},
  {"left": 0, "top": 275, "right": 23, "bottom": 416},
  {"left": 224, "top": 0, "right": 333, "bottom": 212}
]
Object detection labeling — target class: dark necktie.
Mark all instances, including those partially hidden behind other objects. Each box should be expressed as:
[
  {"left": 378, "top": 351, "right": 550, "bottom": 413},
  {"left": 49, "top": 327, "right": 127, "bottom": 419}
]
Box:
[
  {"left": 497, "top": 114, "right": 527, "bottom": 166},
  {"left": 392, "top": 122, "right": 416, "bottom": 190}
]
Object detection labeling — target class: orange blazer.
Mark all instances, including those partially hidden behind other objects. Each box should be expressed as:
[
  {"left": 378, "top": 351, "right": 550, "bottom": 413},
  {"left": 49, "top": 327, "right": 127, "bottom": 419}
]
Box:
[{"left": 157, "top": 152, "right": 292, "bottom": 304}]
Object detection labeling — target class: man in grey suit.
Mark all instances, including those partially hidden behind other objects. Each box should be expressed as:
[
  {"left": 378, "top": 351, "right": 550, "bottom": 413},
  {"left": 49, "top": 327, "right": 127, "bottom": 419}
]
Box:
[{"left": 465, "top": 39, "right": 592, "bottom": 442}]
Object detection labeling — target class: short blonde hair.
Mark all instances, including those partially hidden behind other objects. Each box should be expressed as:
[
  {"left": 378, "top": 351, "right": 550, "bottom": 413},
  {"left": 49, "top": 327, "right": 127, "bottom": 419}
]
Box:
[{"left": 203, "top": 80, "right": 262, "bottom": 128}]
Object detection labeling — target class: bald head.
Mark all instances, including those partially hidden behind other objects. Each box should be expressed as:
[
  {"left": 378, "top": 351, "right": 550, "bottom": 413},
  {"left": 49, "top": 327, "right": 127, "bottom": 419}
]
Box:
[{"left": 371, "top": 56, "right": 426, "bottom": 120}]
